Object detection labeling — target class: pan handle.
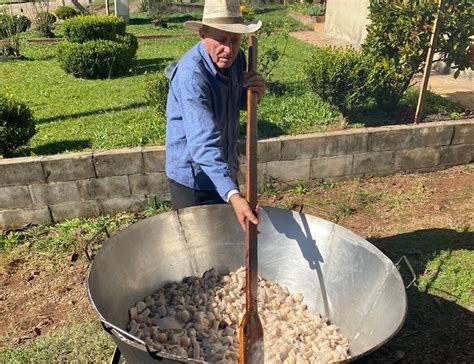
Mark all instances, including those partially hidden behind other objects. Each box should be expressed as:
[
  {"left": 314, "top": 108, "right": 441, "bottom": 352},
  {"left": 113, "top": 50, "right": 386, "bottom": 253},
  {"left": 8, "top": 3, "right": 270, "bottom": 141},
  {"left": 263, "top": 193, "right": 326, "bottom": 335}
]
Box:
[
  {"left": 395, "top": 255, "right": 417, "bottom": 289},
  {"left": 100, "top": 319, "right": 164, "bottom": 361},
  {"left": 84, "top": 226, "right": 110, "bottom": 262}
]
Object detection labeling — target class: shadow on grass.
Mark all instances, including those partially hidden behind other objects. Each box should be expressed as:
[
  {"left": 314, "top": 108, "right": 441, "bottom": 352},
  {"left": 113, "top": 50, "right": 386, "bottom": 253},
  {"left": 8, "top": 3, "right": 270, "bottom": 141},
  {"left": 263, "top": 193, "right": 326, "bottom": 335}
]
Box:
[
  {"left": 36, "top": 101, "right": 149, "bottom": 124},
  {"left": 356, "top": 229, "right": 474, "bottom": 363},
  {"left": 10, "top": 140, "right": 92, "bottom": 157},
  {"left": 166, "top": 14, "right": 201, "bottom": 24},
  {"left": 133, "top": 57, "right": 175, "bottom": 75},
  {"left": 129, "top": 17, "right": 152, "bottom": 25},
  {"left": 240, "top": 118, "right": 286, "bottom": 139}
]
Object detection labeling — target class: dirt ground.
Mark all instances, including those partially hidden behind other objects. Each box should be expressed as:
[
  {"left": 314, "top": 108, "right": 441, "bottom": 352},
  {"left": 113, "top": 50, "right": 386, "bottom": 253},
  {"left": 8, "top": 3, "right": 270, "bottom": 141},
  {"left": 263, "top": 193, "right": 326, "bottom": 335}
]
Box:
[{"left": 1, "top": 165, "right": 473, "bottom": 362}]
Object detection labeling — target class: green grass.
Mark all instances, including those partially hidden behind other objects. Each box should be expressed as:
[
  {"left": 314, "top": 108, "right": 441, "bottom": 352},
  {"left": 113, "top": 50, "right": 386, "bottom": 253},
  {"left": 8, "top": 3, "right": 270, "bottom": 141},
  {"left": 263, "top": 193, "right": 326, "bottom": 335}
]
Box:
[
  {"left": 0, "top": 6, "right": 466, "bottom": 157},
  {"left": 0, "top": 320, "right": 116, "bottom": 363}
]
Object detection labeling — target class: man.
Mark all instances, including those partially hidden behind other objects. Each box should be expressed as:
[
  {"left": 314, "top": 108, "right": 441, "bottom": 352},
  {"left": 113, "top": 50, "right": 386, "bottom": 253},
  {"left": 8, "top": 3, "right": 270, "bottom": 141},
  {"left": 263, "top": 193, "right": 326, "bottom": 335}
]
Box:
[{"left": 165, "top": 0, "right": 265, "bottom": 231}]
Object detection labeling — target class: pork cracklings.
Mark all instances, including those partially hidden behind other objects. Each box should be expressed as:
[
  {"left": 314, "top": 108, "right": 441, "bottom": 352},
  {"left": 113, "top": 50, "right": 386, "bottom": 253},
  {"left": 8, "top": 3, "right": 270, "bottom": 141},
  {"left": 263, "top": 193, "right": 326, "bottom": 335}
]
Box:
[{"left": 127, "top": 267, "right": 349, "bottom": 363}]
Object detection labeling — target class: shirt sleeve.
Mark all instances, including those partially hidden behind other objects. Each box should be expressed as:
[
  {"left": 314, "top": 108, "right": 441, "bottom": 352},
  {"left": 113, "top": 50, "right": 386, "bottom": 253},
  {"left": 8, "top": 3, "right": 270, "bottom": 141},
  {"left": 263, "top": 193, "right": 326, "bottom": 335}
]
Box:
[{"left": 178, "top": 69, "right": 238, "bottom": 200}]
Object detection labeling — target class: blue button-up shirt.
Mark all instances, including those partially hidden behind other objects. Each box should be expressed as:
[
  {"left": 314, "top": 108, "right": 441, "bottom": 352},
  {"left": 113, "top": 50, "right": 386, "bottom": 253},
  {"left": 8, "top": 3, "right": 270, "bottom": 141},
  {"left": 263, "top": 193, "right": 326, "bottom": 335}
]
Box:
[{"left": 165, "top": 42, "right": 246, "bottom": 200}]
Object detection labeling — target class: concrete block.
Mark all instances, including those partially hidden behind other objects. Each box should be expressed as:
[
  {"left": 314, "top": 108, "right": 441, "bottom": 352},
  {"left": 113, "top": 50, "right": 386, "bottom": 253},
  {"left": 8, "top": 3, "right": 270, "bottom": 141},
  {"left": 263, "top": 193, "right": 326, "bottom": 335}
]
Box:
[
  {"left": 0, "top": 186, "right": 32, "bottom": 209},
  {"left": 50, "top": 201, "right": 99, "bottom": 222},
  {"left": 411, "top": 124, "right": 454, "bottom": 148},
  {"left": 143, "top": 146, "right": 166, "bottom": 173},
  {"left": 395, "top": 148, "right": 440, "bottom": 171},
  {"left": 129, "top": 173, "right": 169, "bottom": 195},
  {"left": 452, "top": 122, "right": 474, "bottom": 145},
  {"left": 0, "top": 157, "right": 45, "bottom": 187},
  {"left": 369, "top": 126, "right": 413, "bottom": 151},
  {"left": 439, "top": 144, "right": 474, "bottom": 166},
  {"left": 78, "top": 176, "right": 130, "bottom": 200},
  {"left": 324, "top": 129, "right": 368, "bottom": 156},
  {"left": 30, "top": 181, "right": 80, "bottom": 207},
  {"left": 42, "top": 152, "right": 95, "bottom": 182},
  {"left": 353, "top": 151, "right": 395, "bottom": 175},
  {"left": 238, "top": 163, "right": 267, "bottom": 188},
  {"left": 257, "top": 139, "right": 282, "bottom": 163},
  {"left": 310, "top": 155, "right": 354, "bottom": 179},
  {"left": 0, "top": 207, "right": 51, "bottom": 228},
  {"left": 98, "top": 196, "right": 147, "bottom": 215},
  {"left": 266, "top": 159, "right": 311, "bottom": 182},
  {"left": 281, "top": 134, "right": 326, "bottom": 160},
  {"left": 93, "top": 148, "right": 143, "bottom": 177}
]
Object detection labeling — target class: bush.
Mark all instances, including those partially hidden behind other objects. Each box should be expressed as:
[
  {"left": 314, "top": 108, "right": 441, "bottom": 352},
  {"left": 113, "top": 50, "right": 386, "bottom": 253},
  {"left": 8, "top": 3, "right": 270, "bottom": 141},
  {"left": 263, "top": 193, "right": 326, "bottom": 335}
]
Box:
[
  {"left": 57, "top": 33, "right": 138, "bottom": 79},
  {"left": 363, "top": 0, "right": 473, "bottom": 109},
  {"left": 305, "top": 46, "right": 375, "bottom": 117},
  {"left": 36, "top": 11, "right": 57, "bottom": 37},
  {"left": 55, "top": 6, "right": 80, "bottom": 20},
  {"left": 0, "top": 94, "right": 36, "bottom": 157},
  {"left": 0, "top": 14, "right": 31, "bottom": 38},
  {"left": 62, "top": 15, "right": 126, "bottom": 43},
  {"left": 144, "top": 71, "right": 169, "bottom": 115}
]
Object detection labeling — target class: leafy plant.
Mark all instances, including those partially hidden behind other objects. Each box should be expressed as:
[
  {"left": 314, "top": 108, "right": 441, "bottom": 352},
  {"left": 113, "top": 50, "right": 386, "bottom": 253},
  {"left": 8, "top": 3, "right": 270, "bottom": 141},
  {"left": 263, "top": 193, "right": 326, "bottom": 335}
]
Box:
[
  {"left": 305, "top": 46, "right": 375, "bottom": 117},
  {"left": 35, "top": 11, "right": 56, "bottom": 37},
  {"left": 362, "top": 0, "right": 473, "bottom": 109},
  {"left": 0, "top": 93, "right": 36, "bottom": 157},
  {"left": 57, "top": 34, "right": 138, "bottom": 79},
  {"left": 0, "top": 14, "right": 31, "bottom": 57},
  {"left": 62, "top": 15, "right": 126, "bottom": 43},
  {"left": 55, "top": 5, "right": 79, "bottom": 20},
  {"left": 144, "top": 70, "right": 169, "bottom": 115}
]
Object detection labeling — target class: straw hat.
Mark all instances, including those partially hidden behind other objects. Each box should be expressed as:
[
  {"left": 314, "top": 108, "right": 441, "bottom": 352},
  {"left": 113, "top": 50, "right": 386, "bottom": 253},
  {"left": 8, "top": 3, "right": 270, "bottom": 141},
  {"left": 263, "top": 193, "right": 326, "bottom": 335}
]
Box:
[{"left": 185, "top": 0, "right": 262, "bottom": 34}]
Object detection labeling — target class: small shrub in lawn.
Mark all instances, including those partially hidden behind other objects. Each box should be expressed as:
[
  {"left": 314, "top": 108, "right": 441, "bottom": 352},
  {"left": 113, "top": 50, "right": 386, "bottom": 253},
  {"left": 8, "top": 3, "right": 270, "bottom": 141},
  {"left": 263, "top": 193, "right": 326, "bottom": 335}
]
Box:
[
  {"left": 55, "top": 6, "right": 80, "bottom": 20},
  {"left": 0, "top": 94, "right": 36, "bottom": 157},
  {"left": 305, "top": 46, "right": 374, "bottom": 117},
  {"left": 36, "top": 12, "right": 57, "bottom": 37},
  {"left": 0, "top": 14, "right": 31, "bottom": 57},
  {"left": 0, "top": 14, "right": 31, "bottom": 38},
  {"left": 144, "top": 71, "right": 169, "bottom": 115},
  {"left": 62, "top": 15, "right": 126, "bottom": 43},
  {"left": 57, "top": 34, "right": 138, "bottom": 79}
]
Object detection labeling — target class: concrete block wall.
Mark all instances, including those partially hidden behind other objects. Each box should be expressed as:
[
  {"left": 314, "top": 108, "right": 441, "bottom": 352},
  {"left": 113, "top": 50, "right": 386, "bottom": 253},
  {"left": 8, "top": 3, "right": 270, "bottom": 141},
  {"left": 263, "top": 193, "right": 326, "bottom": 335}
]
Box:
[{"left": 1, "top": 120, "right": 473, "bottom": 228}]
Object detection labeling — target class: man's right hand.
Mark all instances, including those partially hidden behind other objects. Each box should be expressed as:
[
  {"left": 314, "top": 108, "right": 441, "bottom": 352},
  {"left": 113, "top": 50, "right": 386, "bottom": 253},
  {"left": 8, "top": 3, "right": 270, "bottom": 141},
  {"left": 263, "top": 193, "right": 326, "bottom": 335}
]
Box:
[{"left": 229, "top": 194, "right": 259, "bottom": 231}]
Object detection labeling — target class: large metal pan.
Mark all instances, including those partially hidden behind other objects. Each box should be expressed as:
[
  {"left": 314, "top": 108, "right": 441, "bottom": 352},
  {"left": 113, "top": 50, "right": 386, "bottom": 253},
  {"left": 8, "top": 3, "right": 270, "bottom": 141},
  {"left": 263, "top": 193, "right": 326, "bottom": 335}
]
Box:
[{"left": 87, "top": 205, "right": 409, "bottom": 363}]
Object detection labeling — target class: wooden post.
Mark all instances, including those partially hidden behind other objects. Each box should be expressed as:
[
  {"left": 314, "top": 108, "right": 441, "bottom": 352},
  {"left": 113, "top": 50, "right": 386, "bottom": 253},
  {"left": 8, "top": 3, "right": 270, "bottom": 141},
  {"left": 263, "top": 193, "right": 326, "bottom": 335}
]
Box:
[
  {"left": 414, "top": 0, "right": 445, "bottom": 124},
  {"left": 105, "top": 0, "right": 110, "bottom": 15}
]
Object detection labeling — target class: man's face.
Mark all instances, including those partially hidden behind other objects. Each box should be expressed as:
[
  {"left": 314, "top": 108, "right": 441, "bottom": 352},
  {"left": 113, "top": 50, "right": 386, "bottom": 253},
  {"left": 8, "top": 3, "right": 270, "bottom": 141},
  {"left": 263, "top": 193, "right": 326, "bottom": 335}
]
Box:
[{"left": 200, "top": 27, "right": 242, "bottom": 70}]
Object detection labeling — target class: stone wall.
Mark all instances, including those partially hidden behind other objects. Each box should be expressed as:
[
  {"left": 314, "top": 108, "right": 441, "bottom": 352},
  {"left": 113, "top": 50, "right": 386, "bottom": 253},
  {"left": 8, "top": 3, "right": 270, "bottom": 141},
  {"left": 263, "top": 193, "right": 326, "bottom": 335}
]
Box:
[{"left": 1, "top": 120, "right": 473, "bottom": 228}]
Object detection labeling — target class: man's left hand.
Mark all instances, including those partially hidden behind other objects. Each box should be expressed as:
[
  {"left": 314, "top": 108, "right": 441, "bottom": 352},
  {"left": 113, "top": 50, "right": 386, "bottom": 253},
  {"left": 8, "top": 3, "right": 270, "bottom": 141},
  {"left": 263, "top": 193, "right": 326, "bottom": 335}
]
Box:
[{"left": 244, "top": 71, "right": 265, "bottom": 102}]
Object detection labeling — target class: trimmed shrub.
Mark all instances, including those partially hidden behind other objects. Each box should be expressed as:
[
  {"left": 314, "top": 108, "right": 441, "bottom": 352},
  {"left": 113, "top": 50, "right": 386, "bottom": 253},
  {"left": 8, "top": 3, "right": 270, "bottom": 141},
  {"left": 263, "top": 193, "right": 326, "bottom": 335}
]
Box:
[
  {"left": 0, "top": 94, "right": 36, "bottom": 157},
  {"left": 144, "top": 71, "right": 169, "bottom": 115},
  {"left": 57, "top": 33, "right": 138, "bottom": 79},
  {"left": 305, "top": 46, "right": 375, "bottom": 117},
  {"left": 62, "top": 15, "right": 126, "bottom": 43},
  {"left": 55, "top": 6, "right": 80, "bottom": 20},
  {"left": 36, "top": 11, "right": 57, "bottom": 37}
]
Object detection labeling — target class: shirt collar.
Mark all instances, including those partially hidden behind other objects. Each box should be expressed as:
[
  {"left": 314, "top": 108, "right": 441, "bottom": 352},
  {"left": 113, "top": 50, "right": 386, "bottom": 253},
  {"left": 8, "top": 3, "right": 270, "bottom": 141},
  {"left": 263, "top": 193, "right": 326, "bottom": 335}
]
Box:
[{"left": 198, "top": 42, "right": 218, "bottom": 76}]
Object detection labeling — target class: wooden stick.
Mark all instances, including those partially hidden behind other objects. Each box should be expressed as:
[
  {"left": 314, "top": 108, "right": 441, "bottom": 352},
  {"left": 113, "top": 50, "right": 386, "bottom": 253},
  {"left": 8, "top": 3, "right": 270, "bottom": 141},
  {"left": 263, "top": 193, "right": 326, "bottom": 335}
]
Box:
[
  {"left": 239, "top": 34, "right": 264, "bottom": 364},
  {"left": 414, "top": 0, "right": 445, "bottom": 124}
]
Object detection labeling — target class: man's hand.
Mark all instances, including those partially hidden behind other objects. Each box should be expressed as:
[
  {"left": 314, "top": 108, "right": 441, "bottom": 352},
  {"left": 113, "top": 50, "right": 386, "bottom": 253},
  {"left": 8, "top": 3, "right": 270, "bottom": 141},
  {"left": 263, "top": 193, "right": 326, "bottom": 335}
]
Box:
[
  {"left": 244, "top": 71, "right": 265, "bottom": 102},
  {"left": 229, "top": 194, "right": 259, "bottom": 231}
]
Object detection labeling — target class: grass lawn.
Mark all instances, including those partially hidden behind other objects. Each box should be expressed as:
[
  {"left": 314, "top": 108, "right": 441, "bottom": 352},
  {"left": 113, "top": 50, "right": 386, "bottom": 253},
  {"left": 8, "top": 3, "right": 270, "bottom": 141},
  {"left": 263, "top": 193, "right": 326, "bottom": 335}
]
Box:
[{"left": 0, "top": 7, "right": 465, "bottom": 157}]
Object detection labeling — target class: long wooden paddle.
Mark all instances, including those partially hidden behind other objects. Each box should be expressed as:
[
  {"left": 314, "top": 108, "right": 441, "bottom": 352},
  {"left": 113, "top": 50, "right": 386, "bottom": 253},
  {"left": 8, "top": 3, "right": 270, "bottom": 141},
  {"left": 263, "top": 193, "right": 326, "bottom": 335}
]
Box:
[{"left": 239, "top": 35, "right": 264, "bottom": 364}]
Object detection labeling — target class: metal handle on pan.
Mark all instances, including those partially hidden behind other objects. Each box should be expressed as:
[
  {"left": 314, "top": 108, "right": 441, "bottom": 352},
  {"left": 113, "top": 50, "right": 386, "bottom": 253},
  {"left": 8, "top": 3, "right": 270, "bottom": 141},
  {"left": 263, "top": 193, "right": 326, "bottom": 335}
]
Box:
[
  {"left": 84, "top": 226, "right": 110, "bottom": 261},
  {"left": 395, "top": 255, "right": 417, "bottom": 289},
  {"left": 101, "top": 319, "right": 164, "bottom": 361}
]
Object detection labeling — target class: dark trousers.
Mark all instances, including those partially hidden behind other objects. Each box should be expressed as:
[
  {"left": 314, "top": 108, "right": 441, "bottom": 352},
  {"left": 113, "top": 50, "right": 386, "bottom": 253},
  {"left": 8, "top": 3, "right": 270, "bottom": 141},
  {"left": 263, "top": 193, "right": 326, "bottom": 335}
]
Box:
[{"left": 168, "top": 178, "right": 226, "bottom": 210}]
